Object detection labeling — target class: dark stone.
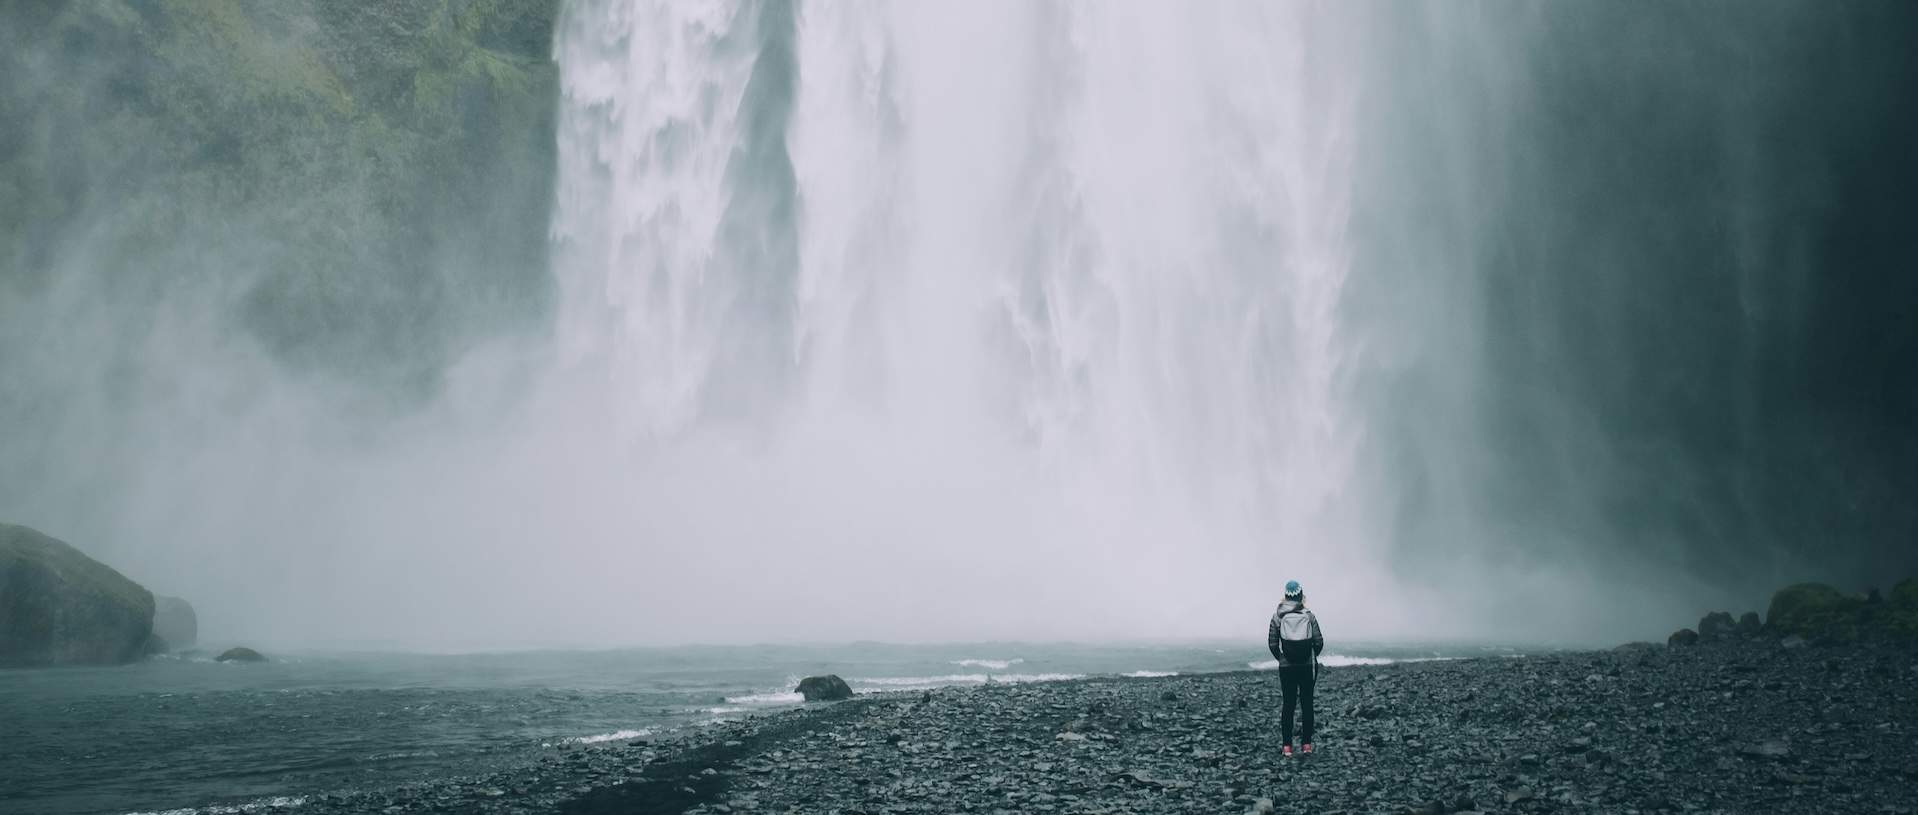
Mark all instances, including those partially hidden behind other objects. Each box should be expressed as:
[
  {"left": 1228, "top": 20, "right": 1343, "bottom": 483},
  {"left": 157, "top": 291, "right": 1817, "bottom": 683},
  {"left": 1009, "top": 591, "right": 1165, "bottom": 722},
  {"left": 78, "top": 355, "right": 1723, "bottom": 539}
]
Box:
[
  {"left": 1766, "top": 583, "right": 1865, "bottom": 640},
  {"left": 1736, "top": 612, "right": 1762, "bottom": 635},
  {"left": 216, "top": 646, "right": 267, "bottom": 663},
  {"left": 0, "top": 523, "right": 156, "bottom": 668},
  {"left": 1667, "top": 628, "right": 1699, "bottom": 647},
  {"left": 152, "top": 595, "right": 197, "bottom": 650},
  {"left": 795, "top": 675, "right": 853, "bottom": 702},
  {"left": 1698, "top": 611, "right": 1736, "bottom": 640}
]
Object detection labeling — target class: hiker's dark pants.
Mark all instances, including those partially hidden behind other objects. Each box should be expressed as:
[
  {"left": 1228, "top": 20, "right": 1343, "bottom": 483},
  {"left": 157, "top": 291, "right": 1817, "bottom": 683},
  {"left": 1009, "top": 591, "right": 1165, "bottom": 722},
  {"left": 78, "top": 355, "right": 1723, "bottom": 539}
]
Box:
[{"left": 1280, "top": 665, "right": 1315, "bottom": 745}]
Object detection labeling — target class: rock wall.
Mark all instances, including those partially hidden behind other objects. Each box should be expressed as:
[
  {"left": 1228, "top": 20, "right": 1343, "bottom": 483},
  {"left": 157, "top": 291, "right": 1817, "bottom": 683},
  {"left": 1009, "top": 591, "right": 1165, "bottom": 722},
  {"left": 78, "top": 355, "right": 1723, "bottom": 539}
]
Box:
[
  {"left": 0, "top": 523, "right": 155, "bottom": 667},
  {"left": 152, "top": 594, "right": 198, "bottom": 650},
  {"left": 0, "top": 0, "right": 562, "bottom": 389}
]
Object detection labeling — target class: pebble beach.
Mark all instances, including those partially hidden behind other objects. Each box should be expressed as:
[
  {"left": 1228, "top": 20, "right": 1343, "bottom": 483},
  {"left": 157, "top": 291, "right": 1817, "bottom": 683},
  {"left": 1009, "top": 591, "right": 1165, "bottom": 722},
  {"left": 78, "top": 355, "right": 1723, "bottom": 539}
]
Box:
[{"left": 282, "top": 638, "right": 1917, "bottom": 815}]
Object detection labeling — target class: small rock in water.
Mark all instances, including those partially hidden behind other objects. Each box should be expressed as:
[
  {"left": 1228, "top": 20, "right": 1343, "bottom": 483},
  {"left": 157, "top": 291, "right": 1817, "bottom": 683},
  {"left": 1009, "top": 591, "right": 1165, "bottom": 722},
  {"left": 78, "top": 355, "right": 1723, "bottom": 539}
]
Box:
[
  {"left": 216, "top": 646, "right": 268, "bottom": 663},
  {"left": 795, "top": 675, "right": 853, "bottom": 702}
]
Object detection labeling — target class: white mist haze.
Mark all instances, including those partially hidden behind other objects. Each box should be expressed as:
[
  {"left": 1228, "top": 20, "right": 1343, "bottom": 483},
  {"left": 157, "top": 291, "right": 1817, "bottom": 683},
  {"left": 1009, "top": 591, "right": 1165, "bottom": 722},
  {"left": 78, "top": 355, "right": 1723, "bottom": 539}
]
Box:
[{"left": 18, "top": 0, "right": 1906, "bottom": 651}]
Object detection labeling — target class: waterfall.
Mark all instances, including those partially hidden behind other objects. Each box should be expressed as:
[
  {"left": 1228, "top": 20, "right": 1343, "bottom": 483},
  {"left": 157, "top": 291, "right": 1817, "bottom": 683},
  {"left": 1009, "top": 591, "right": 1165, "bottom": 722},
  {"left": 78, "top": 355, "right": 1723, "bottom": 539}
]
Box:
[{"left": 549, "top": 2, "right": 1393, "bottom": 623}]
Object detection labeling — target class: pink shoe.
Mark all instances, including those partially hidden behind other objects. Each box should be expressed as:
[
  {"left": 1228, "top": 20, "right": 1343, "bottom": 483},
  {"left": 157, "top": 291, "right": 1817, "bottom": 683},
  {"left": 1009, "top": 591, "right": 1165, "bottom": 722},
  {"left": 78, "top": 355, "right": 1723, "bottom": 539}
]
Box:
[
  {"left": 1302, "top": 743, "right": 1314, "bottom": 755},
  {"left": 1281, "top": 745, "right": 1293, "bottom": 758}
]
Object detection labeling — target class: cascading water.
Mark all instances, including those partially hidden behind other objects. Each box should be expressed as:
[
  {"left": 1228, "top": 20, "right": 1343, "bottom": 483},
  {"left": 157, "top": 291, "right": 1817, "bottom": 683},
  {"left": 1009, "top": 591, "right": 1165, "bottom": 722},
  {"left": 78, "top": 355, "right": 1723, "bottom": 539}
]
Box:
[
  {"left": 548, "top": 1, "right": 1397, "bottom": 634},
  {"left": 11, "top": 1, "right": 1909, "bottom": 650}
]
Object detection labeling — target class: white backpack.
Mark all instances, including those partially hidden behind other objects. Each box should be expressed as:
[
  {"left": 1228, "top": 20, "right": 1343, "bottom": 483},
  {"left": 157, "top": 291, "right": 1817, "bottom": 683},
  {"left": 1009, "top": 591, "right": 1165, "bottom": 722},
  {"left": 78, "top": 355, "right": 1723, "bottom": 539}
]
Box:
[{"left": 1276, "top": 609, "right": 1315, "bottom": 643}]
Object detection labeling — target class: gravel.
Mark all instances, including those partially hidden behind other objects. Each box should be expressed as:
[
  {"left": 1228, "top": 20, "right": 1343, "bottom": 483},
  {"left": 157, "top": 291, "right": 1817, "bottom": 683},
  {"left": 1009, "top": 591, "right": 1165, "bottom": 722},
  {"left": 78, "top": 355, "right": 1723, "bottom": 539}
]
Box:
[{"left": 291, "top": 638, "right": 1918, "bottom": 814}]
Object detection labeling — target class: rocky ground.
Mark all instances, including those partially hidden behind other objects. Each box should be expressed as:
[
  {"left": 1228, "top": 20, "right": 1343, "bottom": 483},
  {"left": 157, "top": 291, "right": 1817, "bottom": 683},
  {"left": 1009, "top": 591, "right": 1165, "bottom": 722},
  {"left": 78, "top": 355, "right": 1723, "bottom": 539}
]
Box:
[{"left": 285, "top": 637, "right": 1917, "bottom": 815}]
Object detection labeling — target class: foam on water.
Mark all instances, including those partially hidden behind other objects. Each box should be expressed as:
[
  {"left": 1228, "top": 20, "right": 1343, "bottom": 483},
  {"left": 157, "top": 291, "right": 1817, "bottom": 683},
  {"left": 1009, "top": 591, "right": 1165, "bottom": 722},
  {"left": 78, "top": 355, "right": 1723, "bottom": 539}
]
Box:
[
  {"left": 950, "top": 658, "right": 1025, "bottom": 670},
  {"left": 545, "top": 728, "right": 653, "bottom": 747},
  {"left": 125, "top": 797, "right": 308, "bottom": 815},
  {"left": 850, "top": 673, "right": 1085, "bottom": 690},
  {"left": 1122, "top": 670, "right": 1179, "bottom": 678},
  {"left": 1249, "top": 655, "right": 1460, "bottom": 670},
  {"left": 724, "top": 690, "right": 806, "bottom": 705}
]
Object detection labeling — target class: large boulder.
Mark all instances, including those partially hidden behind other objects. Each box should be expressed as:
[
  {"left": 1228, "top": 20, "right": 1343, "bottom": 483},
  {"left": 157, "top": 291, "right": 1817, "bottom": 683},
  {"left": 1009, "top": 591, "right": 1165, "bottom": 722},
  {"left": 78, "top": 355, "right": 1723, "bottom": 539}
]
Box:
[
  {"left": 1697, "top": 611, "right": 1736, "bottom": 641},
  {"left": 796, "top": 674, "right": 854, "bottom": 702},
  {"left": 1887, "top": 579, "right": 1918, "bottom": 639},
  {"left": 216, "top": 647, "right": 267, "bottom": 663},
  {"left": 152, "top": 595, "right": 198, "bottom": 651},
  {"left": 1766, "top": 583, "right": 1867, "bottom": 640},
  {"left": 0, "top": 523, "right": 156, "bottom": 667},
  {"left": 1736, "top": 611, "right": 1762, "bottom": 635},
  {"left": 1894, "top": 578, "right": 1918, "bottom": 608},
  {"left": 1667, "top": 628, "right": 1699, "bottom": 647}
]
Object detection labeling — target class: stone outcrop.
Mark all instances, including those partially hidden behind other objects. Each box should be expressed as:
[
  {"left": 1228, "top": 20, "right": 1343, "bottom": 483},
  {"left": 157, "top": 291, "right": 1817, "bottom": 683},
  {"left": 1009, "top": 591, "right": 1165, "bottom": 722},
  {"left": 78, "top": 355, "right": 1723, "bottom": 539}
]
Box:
[
  {"left": 216, "top": 647, "right": 267, "bottom": 663},
  {"left": 796, "top": 675, "right": 854, "bottom": 702},
  {"left": 152, "top": 595, "right": 198, "bottom": 651},
  {"left": 0, "top": 523, "right": 155, "bottom": 667},
  {"left": 1764, "top": 581, "right": 1918, "bottom": 642},
  {"left": 1697, "top": 611, "right": 1736, "bottom": 640}
]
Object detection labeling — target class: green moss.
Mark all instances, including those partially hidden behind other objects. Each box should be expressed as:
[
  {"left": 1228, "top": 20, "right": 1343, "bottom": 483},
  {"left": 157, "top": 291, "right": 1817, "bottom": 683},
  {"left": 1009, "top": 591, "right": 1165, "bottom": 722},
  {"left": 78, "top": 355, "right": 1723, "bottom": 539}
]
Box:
[
  {"left": 0, "top": 523, "right": 155, "bottom": 667},
  {"left": 0, "top": 0, "right": 559, "bottom": 388},
  {"left": 1766, "top": 583, "right": 1867, "bottom": 640},
  {"left": 1893, "top": 578, "right": 1918, "bottom": 608}
]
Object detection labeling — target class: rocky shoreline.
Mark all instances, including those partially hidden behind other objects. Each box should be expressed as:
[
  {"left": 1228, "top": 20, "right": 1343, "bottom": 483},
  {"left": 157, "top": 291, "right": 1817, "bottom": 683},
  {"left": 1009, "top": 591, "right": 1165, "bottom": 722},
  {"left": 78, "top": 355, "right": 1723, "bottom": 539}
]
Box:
[{"left": 282, "top": 637, "right": 1916, "bottom": 815}]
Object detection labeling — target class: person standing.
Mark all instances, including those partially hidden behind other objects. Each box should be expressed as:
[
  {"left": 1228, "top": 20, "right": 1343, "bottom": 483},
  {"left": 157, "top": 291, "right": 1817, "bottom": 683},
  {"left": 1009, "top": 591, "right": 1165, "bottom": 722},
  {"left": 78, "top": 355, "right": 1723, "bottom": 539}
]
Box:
[{"left": 1267, "top": 580, "right": 1324, "bottom": 757}]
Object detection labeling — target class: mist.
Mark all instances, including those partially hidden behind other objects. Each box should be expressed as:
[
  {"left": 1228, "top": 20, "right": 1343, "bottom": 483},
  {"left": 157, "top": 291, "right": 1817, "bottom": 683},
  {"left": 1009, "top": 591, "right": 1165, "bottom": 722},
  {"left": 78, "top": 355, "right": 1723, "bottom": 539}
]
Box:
[{"left": 2, "top": 1, "right": 1913, "bottom": 651}]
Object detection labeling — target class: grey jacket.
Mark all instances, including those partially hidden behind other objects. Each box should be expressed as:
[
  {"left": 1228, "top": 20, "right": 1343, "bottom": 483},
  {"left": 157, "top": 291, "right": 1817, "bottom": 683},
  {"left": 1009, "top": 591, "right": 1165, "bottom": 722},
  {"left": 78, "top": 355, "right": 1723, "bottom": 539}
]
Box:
[{"left": 1266, "top": 600, "right": 1324, "bottom": 669}]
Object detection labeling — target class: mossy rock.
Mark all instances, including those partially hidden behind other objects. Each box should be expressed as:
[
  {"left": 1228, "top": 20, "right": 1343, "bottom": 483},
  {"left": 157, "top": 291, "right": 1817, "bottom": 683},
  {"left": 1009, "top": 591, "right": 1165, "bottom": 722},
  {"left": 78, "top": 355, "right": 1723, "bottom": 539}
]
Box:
[
  {"left": 796, "top": 675, "right": 853, "bottom": 702},
  {"left": 1765, "top": 583, "right": 1867, "bottom": 640},
  {"left": 1884, "top": 579, "right": 1918, "bottom": 639},
  {"left": 1893, "top": 579, "right": 1918, "bottom": 609},
  {"left": 1697, "top": 611, "right": 1736, "bottom": 640},
  {"left": 153, "top": 595, "right": 198, "bottom": 650},
  {"left": 0, "top": 523, "right": 156, "bottom": 667}
]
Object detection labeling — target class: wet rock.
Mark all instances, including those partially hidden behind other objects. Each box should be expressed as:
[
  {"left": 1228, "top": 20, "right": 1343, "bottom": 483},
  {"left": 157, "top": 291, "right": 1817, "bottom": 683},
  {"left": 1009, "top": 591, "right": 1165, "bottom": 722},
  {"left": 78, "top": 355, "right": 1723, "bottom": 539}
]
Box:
[
  {"left": 1767, "top": 583, "right": 1865, "bottom": 640},
  {"left": 796, "top": 675, "right": 853, "bottom": 702},
  {"left": 1668, "top": 628, "right": 1700, "bottom": 647},
  {"left": 152, "top": 595, "right": 198, "bottom": 651},
  {"left": 0, "top": 523, "right": 156, "bottom": 667},
  {"left": 216, "top": 646, "right": 267, "bottom": 663},
  {"left": 1736, "top": 612, "right": 1762, "bottom": 635},
  {"left": 1737, "top": 740, "right": 1791, "bottom": 760},
  {"left": 1698, "top": 611, "right": 1736, "bottom": 640}
]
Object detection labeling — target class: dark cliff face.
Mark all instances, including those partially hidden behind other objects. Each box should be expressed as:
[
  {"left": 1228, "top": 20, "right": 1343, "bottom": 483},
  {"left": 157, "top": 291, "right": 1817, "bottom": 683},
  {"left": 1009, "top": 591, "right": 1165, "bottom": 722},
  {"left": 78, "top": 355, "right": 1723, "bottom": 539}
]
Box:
[
  {"left": 0, "top": 523, "right": 156, "bottom": 667},
  {"left": 0, "top": 0, "right": 562, "bottom": 389},
  {"left": 0, "top": 0, "right": 565, "bottom": 553},
  {"left": 1350, "top": 2, "right": 1918, "bottom": 602}
]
